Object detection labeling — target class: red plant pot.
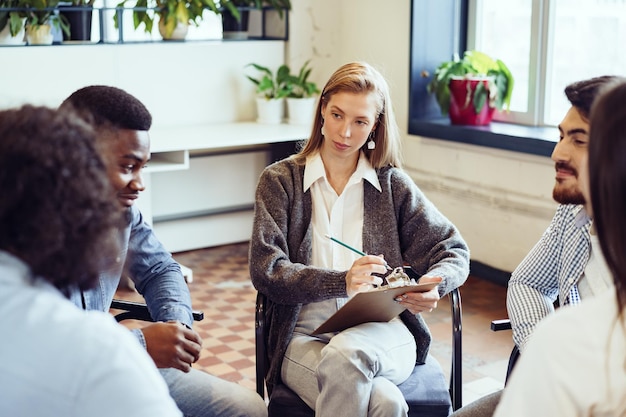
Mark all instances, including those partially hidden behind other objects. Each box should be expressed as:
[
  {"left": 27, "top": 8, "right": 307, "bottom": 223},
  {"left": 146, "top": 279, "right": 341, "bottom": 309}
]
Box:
[{"left": 448, "top": 78, "right": 496, "bottom": 126}]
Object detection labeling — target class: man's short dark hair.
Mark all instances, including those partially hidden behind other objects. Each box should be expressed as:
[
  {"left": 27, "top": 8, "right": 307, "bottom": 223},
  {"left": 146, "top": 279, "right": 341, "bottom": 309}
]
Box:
[
  {"left": 565, "top": 75, "right": 619, "bottom": 121},
  {"left": 60, "top": 85, "right": 152, "bottom": 131}
]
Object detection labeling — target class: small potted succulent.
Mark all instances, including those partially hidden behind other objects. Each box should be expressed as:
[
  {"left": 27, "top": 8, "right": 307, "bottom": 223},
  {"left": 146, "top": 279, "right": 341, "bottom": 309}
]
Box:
[
  {"left": 244, "top": 62, "right": 290, "bottom": 124},
  {"left": 426, "top": 50, "right": 514, "bottom": 125}
]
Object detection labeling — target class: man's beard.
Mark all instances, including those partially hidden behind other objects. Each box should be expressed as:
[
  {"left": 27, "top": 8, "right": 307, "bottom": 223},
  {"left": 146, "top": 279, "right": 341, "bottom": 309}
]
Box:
[{"left": 553, "top": 183, "right": 585, "bottom": 205}]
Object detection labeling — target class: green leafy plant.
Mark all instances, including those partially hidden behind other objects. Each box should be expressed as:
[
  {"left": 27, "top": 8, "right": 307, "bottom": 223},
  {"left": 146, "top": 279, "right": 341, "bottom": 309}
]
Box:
[
  {"left": 23, "top": 0, "right": 70, "bottom": 36},
  {"left": 0, "top": 0, "right": 28, "bottom": 36},
  {"left": 285, "top": 60, "right": 320, "bottom": 98},
  {"left": 245, "top": 62, "right": 291, "bottom": 99},
  {"left": 116, "top": 0, "right": 220, "bottom": 38},
  {"left": 426, "top": 50, "right": 514, "bottom": 116}
]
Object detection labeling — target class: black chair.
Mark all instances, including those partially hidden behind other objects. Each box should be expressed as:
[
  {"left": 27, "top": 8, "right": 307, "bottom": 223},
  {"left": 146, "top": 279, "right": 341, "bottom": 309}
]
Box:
[
  {"left": 490, "top": 319, "right": 519, "bottom": 384},
  {"left": 111, "top": 299, "right": 205, "bottom": 323},
  {"left": 255, "top": 272, "right": 463, "bottom": 417}
]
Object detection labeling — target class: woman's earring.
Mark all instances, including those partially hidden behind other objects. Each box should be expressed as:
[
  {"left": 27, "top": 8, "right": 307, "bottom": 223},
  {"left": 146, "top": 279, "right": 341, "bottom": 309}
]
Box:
[
  {"left": 321, "top": 119, "right": 325, "bottom": 136},
  {"left": 367, "top": 130, "right": 376, "bottom": 150}
]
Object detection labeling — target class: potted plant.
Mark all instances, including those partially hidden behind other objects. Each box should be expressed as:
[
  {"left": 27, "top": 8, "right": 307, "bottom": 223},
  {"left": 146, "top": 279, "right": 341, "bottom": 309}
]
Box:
[
  {"left": 284, "top": 60, "right": 320, "bottom": 125},
  {"left": 23, "top": 0, "right": 70, "bottom": 45},
  {"left": 220, "top": 0, "right": 290, "bottom": 39},
  {"left": 245, "top": 62, "right": 290, "bottom": 124},
  {"left": 58, "top": 0, "right": 95, "bottom": 41},
  {"left": 0, "top": 0, "right": 27, "bottom": 44},
  {"left": 426, "top": 50, "right": 514, "bottom": 126},
  {"left": 116, "top": 0, "right": 220, "bottom": 40}
]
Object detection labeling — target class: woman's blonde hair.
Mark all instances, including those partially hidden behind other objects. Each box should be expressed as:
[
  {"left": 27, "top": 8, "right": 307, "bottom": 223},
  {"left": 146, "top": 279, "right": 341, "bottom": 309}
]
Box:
[{"left": 294, "top": 62, "right": 402, "bottom": 168}]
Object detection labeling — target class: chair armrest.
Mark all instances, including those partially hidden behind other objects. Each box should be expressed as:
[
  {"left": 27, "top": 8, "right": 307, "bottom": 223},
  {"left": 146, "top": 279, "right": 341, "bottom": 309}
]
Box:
[
  {"left": 448, "top": 287, "right": 462, "bottom": 411},
  {"left": 490, "top": 319, "right": 511, "bottom": 331},
  {"left": 111, "top": 299, "right": 204, "bottom": 322},
  {"left": 255, "top": 292, "right": 267, "bottom": 398}
]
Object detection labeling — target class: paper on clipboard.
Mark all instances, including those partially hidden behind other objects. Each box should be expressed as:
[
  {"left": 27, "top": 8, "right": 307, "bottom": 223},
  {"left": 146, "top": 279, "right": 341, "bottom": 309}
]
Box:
[{"left": 312, "top": 280, "right": 440, "bottom": 335}]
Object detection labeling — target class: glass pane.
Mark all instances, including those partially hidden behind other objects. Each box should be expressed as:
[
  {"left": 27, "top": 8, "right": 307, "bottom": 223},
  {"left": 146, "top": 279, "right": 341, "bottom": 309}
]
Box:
[
  {"left": 545, "top": 0, "right": 626, "bottom": 125},
  {"left": 474, "top": 0, "right": 532, "bottom": 113}
]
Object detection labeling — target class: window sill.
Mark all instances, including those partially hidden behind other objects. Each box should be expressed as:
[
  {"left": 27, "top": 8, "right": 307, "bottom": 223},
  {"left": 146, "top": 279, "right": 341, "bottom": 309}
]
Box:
[{"left": 408, "top": 118, "right": 557, "bottom": 158}]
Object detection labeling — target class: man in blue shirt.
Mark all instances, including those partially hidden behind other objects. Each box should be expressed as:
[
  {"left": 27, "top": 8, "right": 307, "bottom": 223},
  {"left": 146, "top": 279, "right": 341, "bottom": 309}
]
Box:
[{"left": 60, "top": 85, "right": 267, "bottom": 417}]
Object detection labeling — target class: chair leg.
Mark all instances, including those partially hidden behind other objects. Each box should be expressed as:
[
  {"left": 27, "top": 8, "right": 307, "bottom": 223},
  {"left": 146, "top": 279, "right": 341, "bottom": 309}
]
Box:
[{"left": 504, "top": 345, "right": 520, "bottom": 385}]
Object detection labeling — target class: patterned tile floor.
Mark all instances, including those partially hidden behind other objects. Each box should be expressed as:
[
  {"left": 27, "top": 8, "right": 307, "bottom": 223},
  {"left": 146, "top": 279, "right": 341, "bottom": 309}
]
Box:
[{"left": 113, "top": 242, "right": 512, "bottom": 406}]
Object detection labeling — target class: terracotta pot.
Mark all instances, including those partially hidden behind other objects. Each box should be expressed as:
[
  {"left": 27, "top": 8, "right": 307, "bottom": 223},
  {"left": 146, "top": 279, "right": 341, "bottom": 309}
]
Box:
[{"left": 448, "top": 77, "right": 495, "bottom": 126}]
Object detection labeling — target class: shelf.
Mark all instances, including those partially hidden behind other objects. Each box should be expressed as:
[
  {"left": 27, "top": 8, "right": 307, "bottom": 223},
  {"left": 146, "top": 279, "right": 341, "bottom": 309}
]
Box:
[
  {"left": 149, "top": 121, "right": 310, "bottom": 153},
  {"left": 0, "top": 5, "right": 289, "bottom": 45},
  {"left": 145, "top": 150, "right": 189, "bottom": 173}
]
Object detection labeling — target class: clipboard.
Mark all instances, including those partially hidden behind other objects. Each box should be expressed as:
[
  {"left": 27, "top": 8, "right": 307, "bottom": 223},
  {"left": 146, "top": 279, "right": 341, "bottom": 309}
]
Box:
[{"left": 312, "top": 281, "right": 440, "bottom": 335}]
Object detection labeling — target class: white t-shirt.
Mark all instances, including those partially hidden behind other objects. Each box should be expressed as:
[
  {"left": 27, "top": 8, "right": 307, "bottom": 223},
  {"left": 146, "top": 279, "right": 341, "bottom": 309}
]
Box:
[
  {"left": 494, "top": 289, "right": 626, "bottom": 416},
  {"left": 0, "top": 252, "right": 182, "bottom": 417}
]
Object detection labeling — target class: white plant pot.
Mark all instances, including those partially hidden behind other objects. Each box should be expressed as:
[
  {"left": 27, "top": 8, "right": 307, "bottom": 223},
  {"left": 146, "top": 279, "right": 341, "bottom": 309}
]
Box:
[
  {"left": 256, "top": 97, "right": 284, "bottom": 124},
  {"left": 26, "top": 24, "right": 53, "bottom": 45},
  {"left": 286, "top": 97, "right": 317, "bottom": 126},
  {"left": 0, "top": 18, "right": 26, "bottom": 45}
]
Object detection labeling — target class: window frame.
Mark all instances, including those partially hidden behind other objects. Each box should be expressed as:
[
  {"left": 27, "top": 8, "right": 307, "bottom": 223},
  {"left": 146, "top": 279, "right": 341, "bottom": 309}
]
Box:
[{"left": 408, "top": 0, "right": 556, "bottom": 157}]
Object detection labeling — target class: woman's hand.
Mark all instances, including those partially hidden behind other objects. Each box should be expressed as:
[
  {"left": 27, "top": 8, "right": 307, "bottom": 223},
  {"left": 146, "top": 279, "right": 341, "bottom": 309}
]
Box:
[
  {"left": 345, "top": 255, "right": 387, "bottom": 297},
  {"left": 395, "top": 276, "right": 442, "bottom": 314}
]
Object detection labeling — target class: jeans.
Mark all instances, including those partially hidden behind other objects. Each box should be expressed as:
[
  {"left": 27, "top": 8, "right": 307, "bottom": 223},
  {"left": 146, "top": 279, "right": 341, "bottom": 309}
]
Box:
[
  {"left": 161, "top": 368, "right": 267, "bottom": 417},
  {"left": 281, "top": 318, "right": 416, "bottom": 417}
]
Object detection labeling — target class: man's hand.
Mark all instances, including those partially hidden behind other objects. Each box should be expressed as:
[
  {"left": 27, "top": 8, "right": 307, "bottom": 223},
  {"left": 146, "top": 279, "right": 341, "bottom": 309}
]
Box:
[
  {"left": 395, "top": 276, "right": 442, "bottom": 314},
  {"left": 141, "top": 321, "right": 203, "bottom": 372}
]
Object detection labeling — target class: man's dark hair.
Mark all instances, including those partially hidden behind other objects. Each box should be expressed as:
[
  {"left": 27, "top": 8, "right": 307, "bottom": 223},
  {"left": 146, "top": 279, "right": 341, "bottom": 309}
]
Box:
[
  {"left": 565, "top": 75, "right": 619, "bottom": 121},
  {"left": 60, "top": 85, "right": 152, "bottom": 131},
  {"left": 0, "top": 105, "right": 123, "bottom": 294}
]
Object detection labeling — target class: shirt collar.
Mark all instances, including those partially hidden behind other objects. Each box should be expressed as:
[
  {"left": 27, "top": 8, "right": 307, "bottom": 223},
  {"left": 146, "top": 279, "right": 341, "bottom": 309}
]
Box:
[
  {"left": 303, "top": 152, "right": 381, "bottom": 192},
  {"left": 573, "top": 205, "right": 592, "bottom": 229}
]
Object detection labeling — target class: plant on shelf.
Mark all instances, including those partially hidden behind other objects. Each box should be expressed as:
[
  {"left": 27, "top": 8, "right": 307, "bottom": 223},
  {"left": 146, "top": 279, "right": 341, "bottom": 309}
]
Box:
[
  {"left": 285, "top": 60, "right": 320, "bottom": 99},
  {"left": 220, "top": 0, "right": 290, "bottom": 39},
  {"left": 245, "top": 62, "right": 291, "bottom": 99},
  {"left": 115, "top": 0, "right": 220, "bottom": 40},
  {"left": 426, "top": 50, "right": 514, "bottom": 125},
  {"left": 245, "top": 62, "right": 290, "bottom": 124},
  {"left": 284, "top": 60, "right": 320, "bottom": 125},
  {"left": 57, "top": 0, "right": 96, "bottom": 42},
  {"left": 0, "top": 0, "right": 28, "bottom": 43},
  {"left": 23, "top": 0, "right": 70, "bottom": 44}
]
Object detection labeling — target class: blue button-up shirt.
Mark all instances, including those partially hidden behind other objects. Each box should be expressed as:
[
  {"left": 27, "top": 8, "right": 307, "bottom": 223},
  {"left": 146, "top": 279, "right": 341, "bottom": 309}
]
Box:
[{"left": 68, "top": 205, "right": 193, "bottom": 346}]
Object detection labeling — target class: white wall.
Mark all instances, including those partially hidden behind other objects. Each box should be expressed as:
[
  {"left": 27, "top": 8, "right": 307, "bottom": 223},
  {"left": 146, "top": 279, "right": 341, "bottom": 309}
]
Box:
[{"left": 0, "top": 40, "right": 285, "bottom": 126}]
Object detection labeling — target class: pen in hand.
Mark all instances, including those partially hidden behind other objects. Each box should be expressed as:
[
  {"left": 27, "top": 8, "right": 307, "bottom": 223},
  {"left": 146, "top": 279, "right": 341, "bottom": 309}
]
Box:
[{"left": 325, "top": 234, "right": 393, "bottom": 271}]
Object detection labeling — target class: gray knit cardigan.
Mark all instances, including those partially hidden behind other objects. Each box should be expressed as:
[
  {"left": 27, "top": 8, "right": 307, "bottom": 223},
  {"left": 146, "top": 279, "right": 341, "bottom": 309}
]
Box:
[{"left": 249, "top": 157, "right": 470, "bottom": 394}]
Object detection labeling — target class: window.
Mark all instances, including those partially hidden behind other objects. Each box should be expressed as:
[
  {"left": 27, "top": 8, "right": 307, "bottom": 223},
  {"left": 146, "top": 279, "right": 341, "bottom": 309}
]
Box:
[
  {"left": 469, "top": 0, "right": 626, "bottom": 126},
  {"left": 409, "top": 0, "right": 626, "bottom": 157}
]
